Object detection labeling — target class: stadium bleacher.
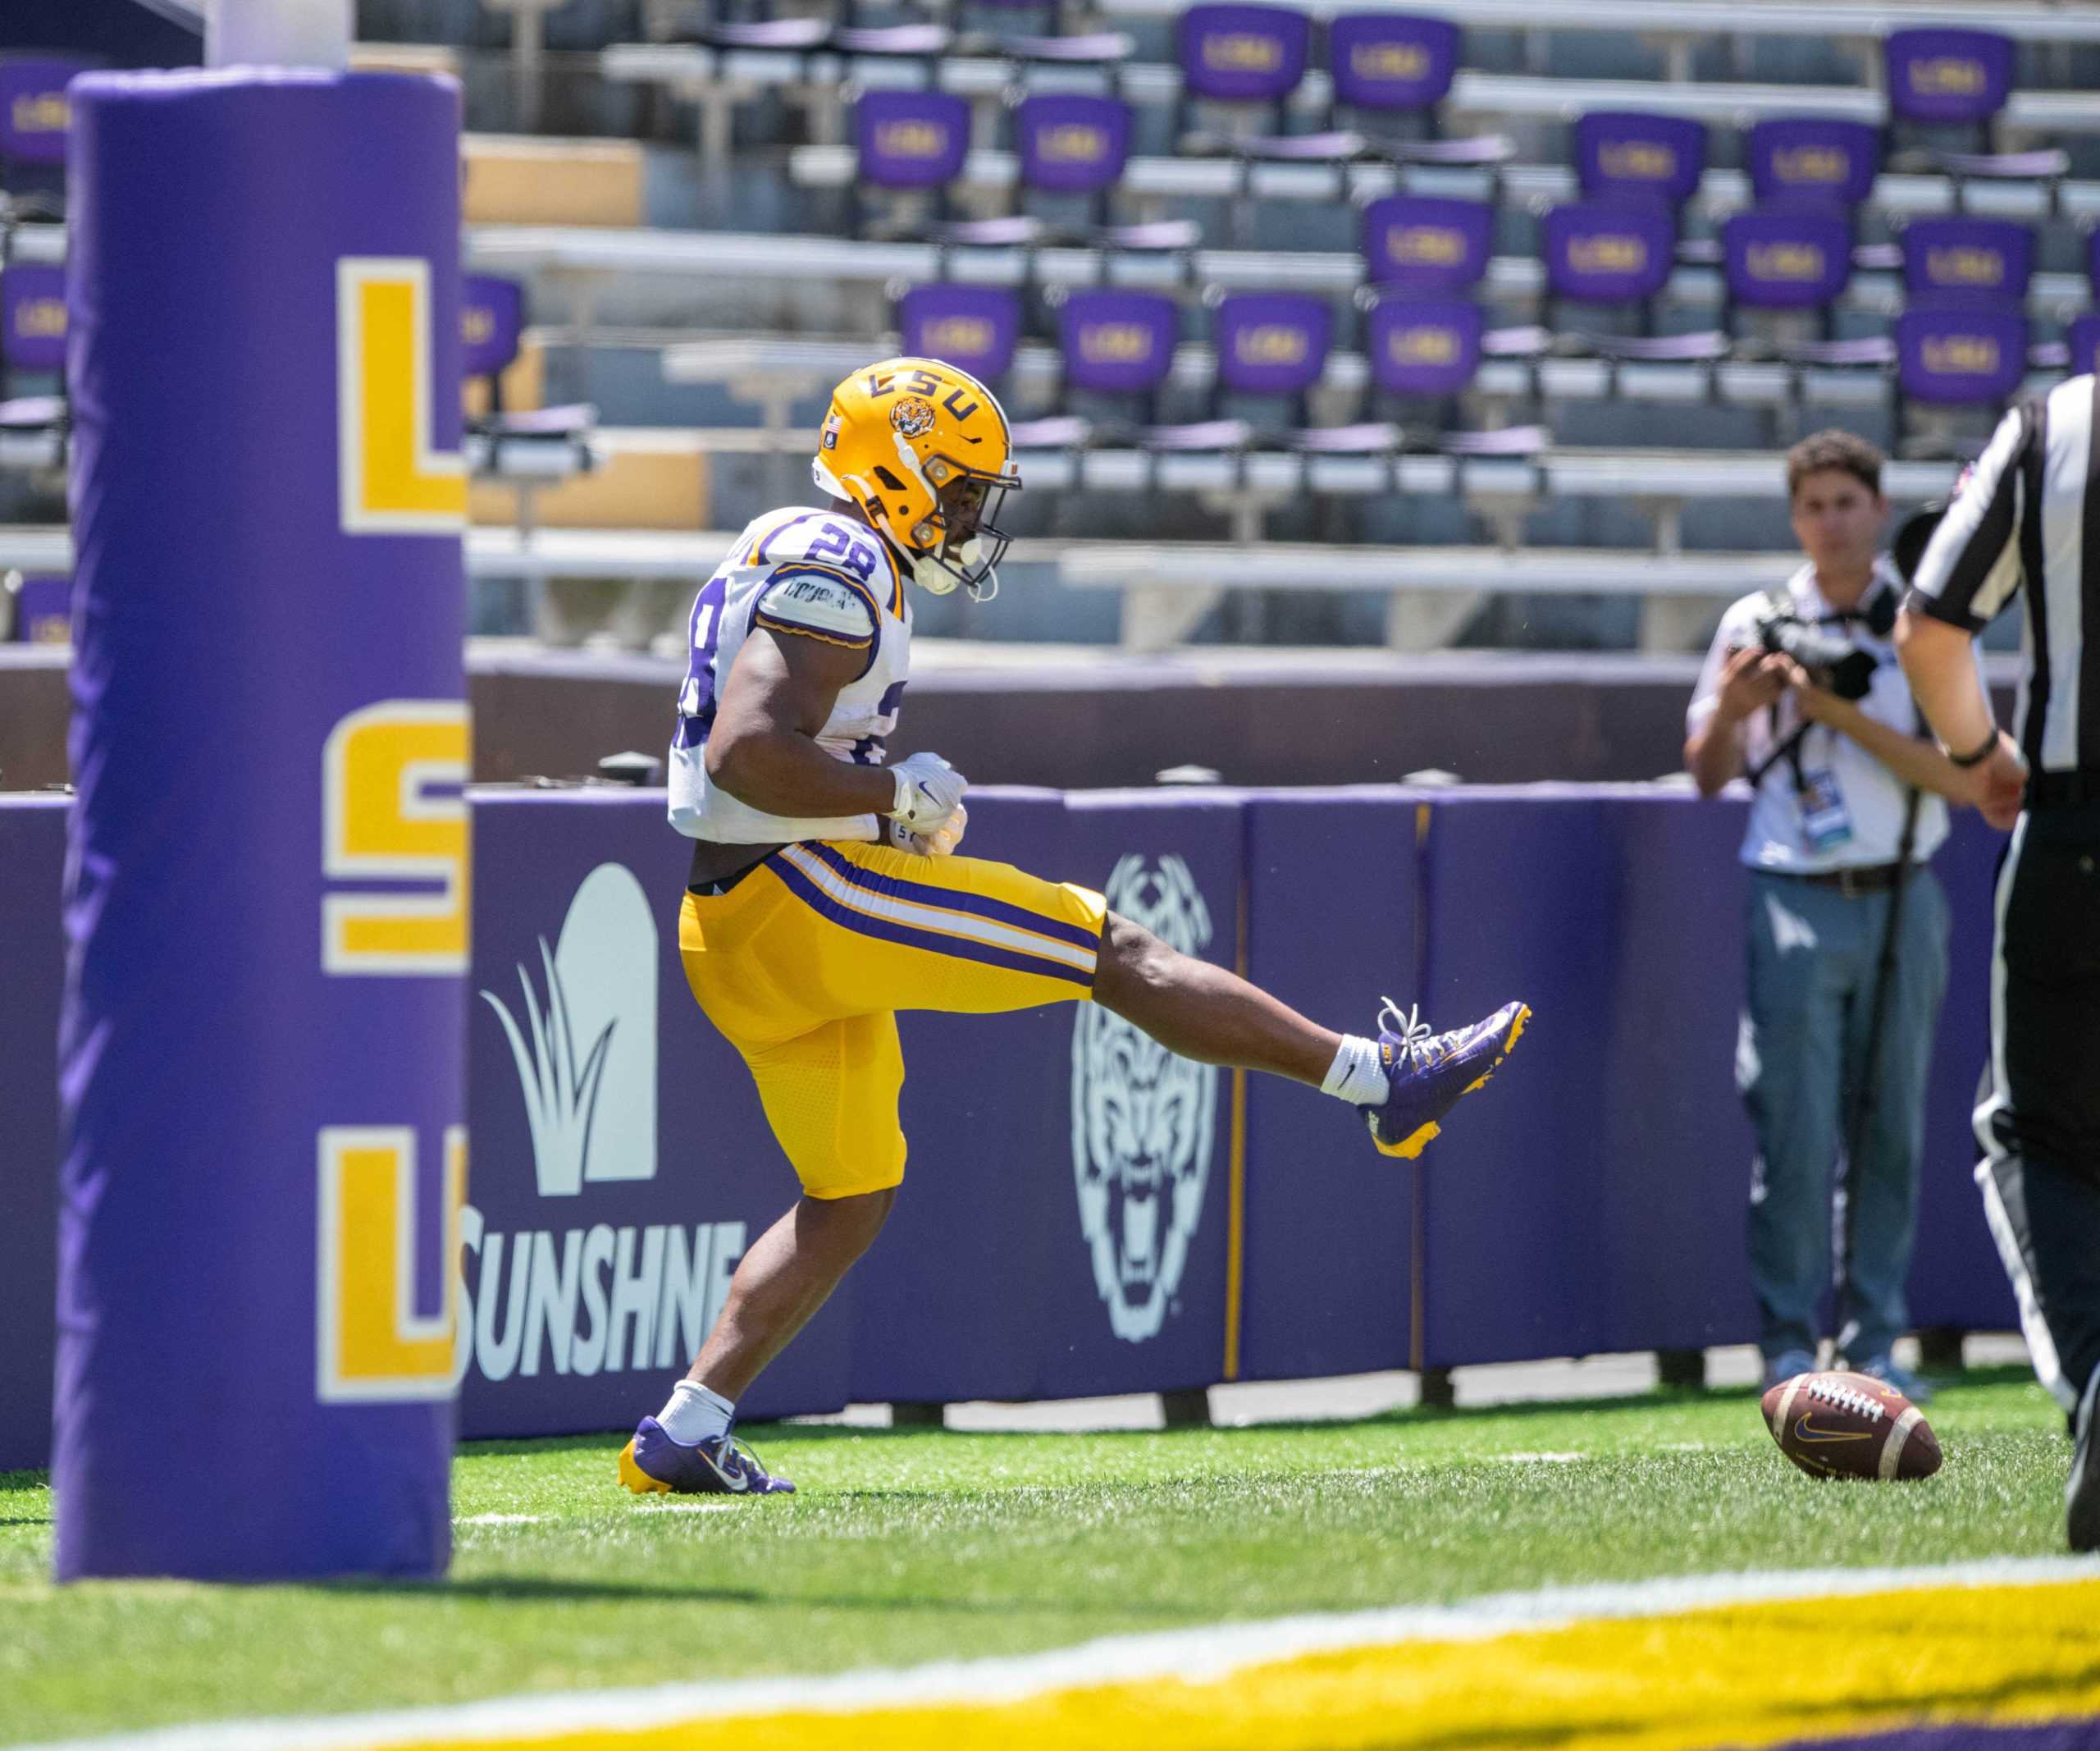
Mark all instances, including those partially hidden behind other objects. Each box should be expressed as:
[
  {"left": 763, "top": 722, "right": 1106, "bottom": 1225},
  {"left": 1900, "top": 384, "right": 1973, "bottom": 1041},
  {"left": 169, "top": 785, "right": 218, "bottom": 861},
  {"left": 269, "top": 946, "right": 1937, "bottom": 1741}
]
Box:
[{"left": 12, "top": 9, "right": 2100, "bottom": 651}]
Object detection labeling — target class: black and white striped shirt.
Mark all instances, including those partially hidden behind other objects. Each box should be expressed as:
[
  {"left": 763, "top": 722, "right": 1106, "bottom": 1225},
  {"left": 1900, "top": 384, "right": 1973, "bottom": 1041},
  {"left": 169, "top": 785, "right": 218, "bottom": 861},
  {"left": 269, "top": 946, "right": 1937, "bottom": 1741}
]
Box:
[{"left": 1906, "top": 373, "right": 2100, "bottom": 775}]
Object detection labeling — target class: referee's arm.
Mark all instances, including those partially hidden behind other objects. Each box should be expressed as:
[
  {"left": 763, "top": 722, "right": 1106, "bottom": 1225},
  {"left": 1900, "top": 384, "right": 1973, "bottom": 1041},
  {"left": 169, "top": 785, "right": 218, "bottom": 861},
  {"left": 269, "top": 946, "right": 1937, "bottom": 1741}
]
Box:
[{"left": 1897, "top": 405, "right": 2032, "bottom": 830}]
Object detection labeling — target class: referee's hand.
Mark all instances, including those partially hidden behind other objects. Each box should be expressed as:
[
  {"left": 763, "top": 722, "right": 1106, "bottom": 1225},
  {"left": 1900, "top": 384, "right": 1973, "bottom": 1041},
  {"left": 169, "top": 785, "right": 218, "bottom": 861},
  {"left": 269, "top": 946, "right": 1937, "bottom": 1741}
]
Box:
[{"left": 1956, "top": 731, "right": 2028, "bottom": 833}]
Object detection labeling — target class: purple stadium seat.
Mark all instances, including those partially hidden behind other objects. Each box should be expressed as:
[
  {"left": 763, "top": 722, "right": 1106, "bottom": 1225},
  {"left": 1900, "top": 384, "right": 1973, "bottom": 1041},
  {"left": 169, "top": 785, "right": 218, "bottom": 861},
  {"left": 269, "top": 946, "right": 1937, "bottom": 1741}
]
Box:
[
  {"left": 1747, "top": 117, "right": 1882, "bottom": 212},
  {"left": 1060, "top": 288, "right": 1180, "bottom": 398},
  {"left": 1212, "top": 292, "right": 1329, "bottom": 398},
  {"left": 1721, "top": 208, "right": 1855, "bottom": 315},
  {"left": 459, "top": 272, "right": 593, "bottom": 455},
  {"left": 1880, "top": 26, "right": 2058, "bottom": 194},
  {"left": 1131, "top": 290, "right": 1327, "bottom": 452},
  {"left": 853, "top": 89, "right": 971, "bottom": 236},
  {"left": 1901, "top": 216, "right": 2034, "bottom": 307},
  {"left": 463, "top": 274, "right": 525, "bottom": 386},
  {"left": 1541, "top": 200, "right": 1673, "bottom": 305},
  {"left": 2065, "top": 313, "right": 2100, "bottom": 380},
  {"left": 2, "top": 263, "right": 63, "bottom": 376},
  {"left": 1883, "top": 29, "right": 2015, "bottom": 134},
  {"left": 1174, "top": 2, "right": 1320, "bottom": 167},
  {"left": 1720, "top": 207, "right": 1885, "bottom": 371},
  {"left": 0, "top": 261, "right": 65, "bottom": 437},
  {"left": 857, "top": 88, "right": 970, "bottom": 190},
  {"left": 897, "top": 283, "right": 1023, "bottom": 384},
  {"left": 1326, "top": 13, "right": 1455, "bottom": 116},
  {"left": 1894, "top": 301, "right": 2028, "bottom": 408},
  {"left": 1540, "top": 199, "right": 1726, "bottom": 368},
  {"left": 1367, "top": 295, "right": 1481, "bottom": 400},
  {"left": 1322, "top": 11, "right": 1508, "bottom": 167},
  {"left": 0, "top": 59, "right": 82, "bottom": 171},
  {"left": 944, "top": 94, "right": 1198, "bottom": 255},
  {"left": 7, "top": 574, "right": 69, "bottom": 643},
  {"left": 1009, "top": 94, "right": 1198, "bottom": 253},
  {"left": 1178, "top": 4, "right": 1309, "bottom": 108},
  {"left": 1011, "top": 286, "right": 1182, "bottom": 448},
  {"left": 1296, "top": 293, "right": 1482, "bottom": 456},
  {"left": 1358, "top": 194, "right": 1492, "bottom": 295},
  {"left": 1573, "top": 112, "right": 1712, "bottom": 263},
  {"left": 1016, "top": 92, "right": 1127, "bottom": 196},
  {"left": 1573, "top": 112, "right": 1706, "bottom": 210},
  {"left": 1034, "top": 287, "right": 1335, "bottom": 454}
]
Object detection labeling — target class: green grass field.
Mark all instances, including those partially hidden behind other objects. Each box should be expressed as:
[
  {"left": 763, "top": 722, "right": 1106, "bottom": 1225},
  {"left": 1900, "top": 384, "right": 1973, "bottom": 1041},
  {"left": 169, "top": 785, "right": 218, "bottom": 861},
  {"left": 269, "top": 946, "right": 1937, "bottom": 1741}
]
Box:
[{"left": 0, "top": 1368, "right": 2075, "bottom": 1746}]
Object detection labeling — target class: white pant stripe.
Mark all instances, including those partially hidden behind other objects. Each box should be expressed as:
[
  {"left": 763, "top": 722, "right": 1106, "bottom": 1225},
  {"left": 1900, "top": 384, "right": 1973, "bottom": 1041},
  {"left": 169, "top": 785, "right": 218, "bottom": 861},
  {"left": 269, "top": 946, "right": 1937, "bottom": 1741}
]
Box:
[{"left": 1971, "top": 815, "right": 2077, "bottom": 1412}]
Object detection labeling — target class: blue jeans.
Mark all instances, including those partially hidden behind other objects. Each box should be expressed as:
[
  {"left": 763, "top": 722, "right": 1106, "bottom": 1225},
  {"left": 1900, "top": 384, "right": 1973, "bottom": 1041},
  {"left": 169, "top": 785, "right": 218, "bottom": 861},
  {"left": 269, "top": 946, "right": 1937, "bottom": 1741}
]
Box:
[{"left": 1741, "top": 867, "right": 1950, "bottom": 1365}]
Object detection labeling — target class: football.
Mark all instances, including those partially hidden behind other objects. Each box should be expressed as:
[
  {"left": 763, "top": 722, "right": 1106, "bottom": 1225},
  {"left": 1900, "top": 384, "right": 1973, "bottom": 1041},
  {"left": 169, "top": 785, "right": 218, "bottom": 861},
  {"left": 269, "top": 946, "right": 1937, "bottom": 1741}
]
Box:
[{"left": 1761, "top": 1370, "right": 1942, "bottom": 1481}]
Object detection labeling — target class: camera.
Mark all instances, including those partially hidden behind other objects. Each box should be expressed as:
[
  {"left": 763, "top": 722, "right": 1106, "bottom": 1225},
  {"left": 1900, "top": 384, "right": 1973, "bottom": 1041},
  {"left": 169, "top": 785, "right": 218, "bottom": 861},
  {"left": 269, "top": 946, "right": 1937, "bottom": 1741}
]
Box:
[{"left": 1747, "top": 610, "right": 1878, "bottom": 701}]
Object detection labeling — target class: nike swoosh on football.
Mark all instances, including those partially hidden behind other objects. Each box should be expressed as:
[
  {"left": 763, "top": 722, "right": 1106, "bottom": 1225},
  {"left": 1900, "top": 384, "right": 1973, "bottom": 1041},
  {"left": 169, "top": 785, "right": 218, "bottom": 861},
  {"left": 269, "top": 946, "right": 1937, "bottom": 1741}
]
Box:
[{"left": 1793, "top": 1417, "right": 1874, "bottom": 1443}]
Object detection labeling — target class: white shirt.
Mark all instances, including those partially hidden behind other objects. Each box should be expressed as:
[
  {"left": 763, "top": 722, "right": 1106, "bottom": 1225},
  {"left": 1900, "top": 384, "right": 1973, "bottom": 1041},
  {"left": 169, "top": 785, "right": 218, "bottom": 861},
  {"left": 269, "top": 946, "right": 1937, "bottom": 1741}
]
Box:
[
  {"left": 1687, "top": 556, "right": 1962, "bottom": 873},
  {"left": 667, "top": 505, "right": 911, "bottom": 845}
]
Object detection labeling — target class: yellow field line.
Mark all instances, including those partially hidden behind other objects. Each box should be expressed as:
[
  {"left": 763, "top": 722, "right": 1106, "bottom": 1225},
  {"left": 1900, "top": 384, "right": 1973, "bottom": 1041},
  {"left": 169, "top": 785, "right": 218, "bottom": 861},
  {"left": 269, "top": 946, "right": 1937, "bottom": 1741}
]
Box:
[
  {"left": 38, "top": 1562, "right": 2100, "bottom": 1751},
  {"left": 379, "top": 1577, "right": 2100, "bottom": 1751}
]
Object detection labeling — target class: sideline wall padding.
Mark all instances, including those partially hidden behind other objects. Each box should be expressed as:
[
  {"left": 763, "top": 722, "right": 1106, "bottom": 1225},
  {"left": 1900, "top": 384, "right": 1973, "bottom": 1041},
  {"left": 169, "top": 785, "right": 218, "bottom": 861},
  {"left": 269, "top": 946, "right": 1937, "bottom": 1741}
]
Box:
[
  {"left": 1238, "top": 789, "right": 1421, "bottom": 1383},
  {"left": 0, "top": 784, "right": 2021, "bottom": 1472}
]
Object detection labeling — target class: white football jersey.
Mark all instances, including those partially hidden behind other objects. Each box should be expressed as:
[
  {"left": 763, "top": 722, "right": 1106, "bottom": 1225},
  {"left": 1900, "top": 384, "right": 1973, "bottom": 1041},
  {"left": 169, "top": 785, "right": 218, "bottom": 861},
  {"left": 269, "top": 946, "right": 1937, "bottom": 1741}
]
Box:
[{"left": 668, "top": 505, "right": 912, "bottom": 844}]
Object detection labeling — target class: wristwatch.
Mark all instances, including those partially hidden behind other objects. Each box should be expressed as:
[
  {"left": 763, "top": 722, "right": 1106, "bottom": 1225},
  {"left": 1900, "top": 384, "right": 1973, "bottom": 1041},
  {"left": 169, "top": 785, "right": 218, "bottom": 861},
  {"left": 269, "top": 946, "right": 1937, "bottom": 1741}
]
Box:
[{"left": 1947, "top": 728, "right": 2001, "bottom": 769}]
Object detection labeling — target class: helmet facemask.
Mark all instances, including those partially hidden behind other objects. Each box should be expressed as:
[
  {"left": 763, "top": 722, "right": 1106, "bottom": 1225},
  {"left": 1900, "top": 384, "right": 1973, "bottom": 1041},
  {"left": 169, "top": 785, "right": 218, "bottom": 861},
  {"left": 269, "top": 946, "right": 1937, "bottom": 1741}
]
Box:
[{"left": 904, "top": 456, "right": 1016, "bottom": 601}]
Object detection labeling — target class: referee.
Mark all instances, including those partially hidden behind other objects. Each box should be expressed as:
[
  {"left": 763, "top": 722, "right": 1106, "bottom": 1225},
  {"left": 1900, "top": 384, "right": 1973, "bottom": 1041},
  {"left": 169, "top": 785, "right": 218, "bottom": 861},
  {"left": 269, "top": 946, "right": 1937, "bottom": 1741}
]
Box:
[{"left": 1897, "top": 371, "right": 2100, "bottom": 1552}]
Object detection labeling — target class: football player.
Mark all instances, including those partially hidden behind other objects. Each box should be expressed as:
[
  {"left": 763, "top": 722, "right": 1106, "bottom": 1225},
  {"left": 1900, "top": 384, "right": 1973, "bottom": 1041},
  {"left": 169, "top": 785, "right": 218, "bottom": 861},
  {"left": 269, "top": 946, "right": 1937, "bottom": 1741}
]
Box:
[{"left": 619, "top": 359, "right": 1529, "bottom": 1497}]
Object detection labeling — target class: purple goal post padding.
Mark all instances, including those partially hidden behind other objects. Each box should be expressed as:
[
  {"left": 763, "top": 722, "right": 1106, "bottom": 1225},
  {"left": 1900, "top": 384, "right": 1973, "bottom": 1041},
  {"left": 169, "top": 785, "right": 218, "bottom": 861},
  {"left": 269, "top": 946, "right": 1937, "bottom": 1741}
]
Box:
[{"left": 57, "top": 69, "right": 468, "bottom": 1582}]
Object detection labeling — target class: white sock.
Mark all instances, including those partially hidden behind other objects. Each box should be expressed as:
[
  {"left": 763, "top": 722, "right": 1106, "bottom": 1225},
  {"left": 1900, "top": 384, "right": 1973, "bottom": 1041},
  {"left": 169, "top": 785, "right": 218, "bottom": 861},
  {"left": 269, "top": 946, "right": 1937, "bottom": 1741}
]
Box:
[
  {"left": 1321, "top": 1034, "right": 1389, "bottom": 1106},
  {"left": 657, "top": 1379, "right": 734, "bottom": 1445}
]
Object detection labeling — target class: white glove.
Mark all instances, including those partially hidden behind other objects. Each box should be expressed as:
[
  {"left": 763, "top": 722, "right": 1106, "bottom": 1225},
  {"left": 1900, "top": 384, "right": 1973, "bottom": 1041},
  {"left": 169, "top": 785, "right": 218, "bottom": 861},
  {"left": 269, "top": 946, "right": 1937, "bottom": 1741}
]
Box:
[
  {"left": 888, "top": 752, "right": 967, "bottom": 838},
  {"left": 883, "top": 800, "right": 967, "bottom": 857}
]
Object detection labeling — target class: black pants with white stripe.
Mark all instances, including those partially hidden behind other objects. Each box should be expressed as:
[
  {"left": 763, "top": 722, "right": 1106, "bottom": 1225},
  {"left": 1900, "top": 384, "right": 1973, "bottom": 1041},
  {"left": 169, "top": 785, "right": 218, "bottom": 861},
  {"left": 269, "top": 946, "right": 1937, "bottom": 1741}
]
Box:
[{"left": 1979, "top": 805, "right": 2100, "bottom": 1424}]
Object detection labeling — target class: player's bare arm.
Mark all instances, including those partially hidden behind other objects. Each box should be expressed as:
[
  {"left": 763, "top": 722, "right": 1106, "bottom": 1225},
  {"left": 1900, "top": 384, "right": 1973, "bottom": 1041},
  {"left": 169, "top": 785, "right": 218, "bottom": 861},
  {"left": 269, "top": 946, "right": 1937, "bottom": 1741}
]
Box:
[{"left": 705, "top": 624, "right": 895, "bottom": 823}]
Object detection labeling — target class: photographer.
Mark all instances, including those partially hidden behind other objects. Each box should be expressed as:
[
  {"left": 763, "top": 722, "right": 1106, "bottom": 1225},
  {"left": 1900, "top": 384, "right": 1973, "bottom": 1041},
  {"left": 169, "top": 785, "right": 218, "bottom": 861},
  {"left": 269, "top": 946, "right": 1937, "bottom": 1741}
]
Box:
[{"left": 1686, "top": 431, "right": 1980, "bottom": 1396}]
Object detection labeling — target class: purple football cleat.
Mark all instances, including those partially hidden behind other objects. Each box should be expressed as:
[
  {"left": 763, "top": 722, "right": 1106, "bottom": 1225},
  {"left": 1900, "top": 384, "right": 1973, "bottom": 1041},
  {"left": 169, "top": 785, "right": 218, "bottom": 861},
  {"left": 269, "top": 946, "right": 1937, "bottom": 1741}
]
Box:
[
  {"left": 1363, "top": 997, "right": 1530, "bottom": 1159},
  {"left": 618, "top": 1417, "right": 796, "bottom": 1497}
]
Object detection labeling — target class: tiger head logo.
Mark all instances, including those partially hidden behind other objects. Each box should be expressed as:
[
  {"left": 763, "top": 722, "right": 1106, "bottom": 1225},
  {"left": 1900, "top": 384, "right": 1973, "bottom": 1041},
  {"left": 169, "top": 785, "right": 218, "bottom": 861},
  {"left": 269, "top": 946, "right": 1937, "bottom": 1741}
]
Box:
[
  {"left": 891, "top": 396, "right": 938, "bottom": 439},
  {"left": 1071, "top": 855, "right": 1217, "bottom": 1343}
]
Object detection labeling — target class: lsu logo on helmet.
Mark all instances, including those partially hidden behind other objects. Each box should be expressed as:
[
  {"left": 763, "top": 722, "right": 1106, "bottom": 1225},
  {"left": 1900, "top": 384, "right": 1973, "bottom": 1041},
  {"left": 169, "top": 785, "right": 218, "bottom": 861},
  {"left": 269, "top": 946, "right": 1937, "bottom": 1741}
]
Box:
[{"left": 810, "top": 357, "right": 1020, "bottom": 601}]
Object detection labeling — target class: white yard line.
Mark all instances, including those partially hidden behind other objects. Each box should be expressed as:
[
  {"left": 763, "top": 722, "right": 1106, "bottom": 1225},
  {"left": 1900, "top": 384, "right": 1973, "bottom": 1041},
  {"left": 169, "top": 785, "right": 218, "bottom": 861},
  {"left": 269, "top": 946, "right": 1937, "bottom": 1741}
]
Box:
[
  {"left": 23, "top": 1553, "right": 2100, "bottom": 1751},
  {"left": 454, "top": 1515, "right": 543, "bottom": 1527}
]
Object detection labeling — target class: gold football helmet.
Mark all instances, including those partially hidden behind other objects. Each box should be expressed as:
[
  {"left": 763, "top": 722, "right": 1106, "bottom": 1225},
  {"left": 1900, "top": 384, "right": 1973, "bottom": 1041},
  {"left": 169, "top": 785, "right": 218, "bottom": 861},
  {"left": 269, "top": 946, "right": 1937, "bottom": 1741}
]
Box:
[{"left": 810, "top": 356, "right": 1020, "bottom": 600}]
